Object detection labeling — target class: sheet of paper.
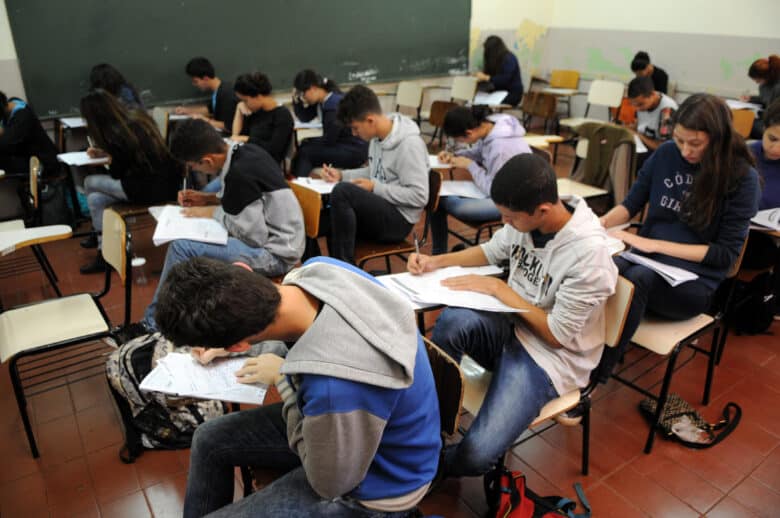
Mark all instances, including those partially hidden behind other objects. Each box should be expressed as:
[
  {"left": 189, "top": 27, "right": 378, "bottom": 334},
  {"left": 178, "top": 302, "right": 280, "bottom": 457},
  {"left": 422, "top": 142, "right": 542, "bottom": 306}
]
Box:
[
  {"left": 292, "top": 177, "right": 335, "bottom": 195},
  {"left": 152, "top": 205, "right": 228, "bottom": 246},
  {"left": 59, "top": 116, "right": 86, "bottom": 128},
  {"left": 439, "top": 181, "right": 488, "bottom": 199},
  {"left": 379, "top": 266, "right": 523, "bottom": 313},
  {"left": 725, "top": 99, "right": 762, "bottom": 112},
  {"left": 57, "top": 151, "right": 110, "bottom": 167},
  {"left": 294, "top": 120, "right": 323, "bottom": 129},
  {"left": 140, "top": 353, "right": 267, "bottom": 405},
  {"left": 621, "top": 251, "right": 698, "bottom": 287},
  {"left": 168, "top": 113, "right": 191, "bottom": 121},
  {"left": 751, "top": 208, "right": 780, "bottom": 231},
  {"left": 473, "top": 91, "right": 508, "bottom": 106},
  {"left": 429, "top": 155, "right": 453, "bottom": 169},
  {"left": 634, "top": 134, "right": 648, "bottom": 154}
]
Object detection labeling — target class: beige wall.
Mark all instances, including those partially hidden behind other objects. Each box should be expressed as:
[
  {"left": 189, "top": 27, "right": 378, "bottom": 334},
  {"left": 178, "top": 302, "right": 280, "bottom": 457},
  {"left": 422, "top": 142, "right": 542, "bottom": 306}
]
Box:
[{"left": 0, "top": 0, "right": 25, "bottom": 98}]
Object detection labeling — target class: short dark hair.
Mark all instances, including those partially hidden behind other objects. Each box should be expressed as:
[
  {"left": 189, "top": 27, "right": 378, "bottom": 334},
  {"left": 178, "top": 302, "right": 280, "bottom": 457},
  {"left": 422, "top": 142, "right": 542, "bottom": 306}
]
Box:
[
  {"left": 155, "top": 257, "right": 282, "bottom": 348},
  {"left": 185, "top": 57, "right": 215, "bottom": 78},
  {"left": 630, "top": 51, "right": 651, "bottom": 72},
  {"left": 293, "top": 69, "right": 339, "bottom": 93},
  {"left": 234, "top": 72, "right": 272, "bottom": 97},
  {"left": 443, "top": 105, "right": 492, "bottom": 137},
  {"left": 490, "top": 154, "right": 558, "bottom": 213},
  {"left": 764, "top": 98, "right": 780, "bottom": 128},
  {"left": 338, "top": 85, "right": 382, "bottom": 124},
  {"left": 169, "top": 119, "right": 227, "bottom": 162},
  {"left": 627, "top": 76, "right": 655, "bottom": 98},
  {"left": 0, "top": 91, "right": 7, "bottom": 107}
]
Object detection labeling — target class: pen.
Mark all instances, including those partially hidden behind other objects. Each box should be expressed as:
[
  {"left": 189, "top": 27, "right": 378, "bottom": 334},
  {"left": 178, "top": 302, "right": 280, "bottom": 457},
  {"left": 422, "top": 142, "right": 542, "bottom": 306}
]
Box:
[
  {"left": 413, "top": 232, "right": 420, "bottom": 256},
  {"left": 183, "top": 176, "right": 187, "bottom": 191}
]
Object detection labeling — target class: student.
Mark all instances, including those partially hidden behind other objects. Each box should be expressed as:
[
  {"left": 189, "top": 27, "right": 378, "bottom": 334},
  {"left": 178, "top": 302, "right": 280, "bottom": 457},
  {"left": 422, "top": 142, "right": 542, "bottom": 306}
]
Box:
[
  {"left": 597, "top": 94, "right": 760, "bottom": 380},
  {"left": 321, "top": 85, "right": 429, "bottom": 264},
  {"left": 631, "top": 51, "right": 669, "bottom": 94},
  {"left": 743, "top": 55, "right": 780, "bottom": 109},
  {"left": 0, "top": 91, "right": 59, "bottom": 178},
  {"left": 408, "top": 154, "right": 617, "bottom": 478},
  {"left": 230, "top": 73, "right": 294, "bottom": 164},
  {"left": 79, "top": 89, "right": 182, "bottom": 274},
  {"left": 175, "top": 57, "right": 238, "bottom": 133},
  {"left": 138, "top": 118, "right": 304, "bottom": 333},
  {"left": 627, "top": 76, "right": 678, "bottom": 152},
  {"left": 153, "top": 256, "right": 441, "bottom": 517},
  {"left": 290, "top": 69, "right": 368, "bottom": 177},
  {"left": 89, "top": 63, "right": 143, "bottom": 109},
  {"left": 431, "top": 105, "right": 531, "bottom": 254},
  {"left": 475, "top": 36, "right": 523, "bottom": 106}
]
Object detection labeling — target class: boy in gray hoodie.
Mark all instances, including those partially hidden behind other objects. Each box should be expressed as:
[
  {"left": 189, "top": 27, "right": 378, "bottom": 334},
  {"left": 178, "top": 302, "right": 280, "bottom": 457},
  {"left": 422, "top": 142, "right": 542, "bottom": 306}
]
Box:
[
  {"left": 155, "top": 256, "right": 441, "bottom": 517},
  {"left": 409, "top": 153, "right": 617, "bottom": 478},
  {"left": 321, "top": 85, "right": 429, "bottom": 264}
]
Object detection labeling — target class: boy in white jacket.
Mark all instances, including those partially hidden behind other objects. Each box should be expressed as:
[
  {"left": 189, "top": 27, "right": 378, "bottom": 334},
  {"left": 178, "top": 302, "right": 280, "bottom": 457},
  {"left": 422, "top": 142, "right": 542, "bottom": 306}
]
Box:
[{"left": 408, "top": 153, "right": 618, "bottom": 478}]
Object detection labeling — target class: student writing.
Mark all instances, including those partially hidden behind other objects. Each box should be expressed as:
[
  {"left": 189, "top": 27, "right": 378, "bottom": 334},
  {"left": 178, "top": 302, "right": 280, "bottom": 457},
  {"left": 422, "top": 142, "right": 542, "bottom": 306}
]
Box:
[
  {"left": 175, "top": 57, "right": 238, "bottom": 133},
  {"left": 475, "top": 36, "right": 524, "bottom": 106}
]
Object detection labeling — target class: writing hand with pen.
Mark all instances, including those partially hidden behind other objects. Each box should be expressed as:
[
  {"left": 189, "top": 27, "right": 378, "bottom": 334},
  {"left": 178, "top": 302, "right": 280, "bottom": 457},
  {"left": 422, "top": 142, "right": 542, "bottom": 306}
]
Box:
[{"left": 321, "top": 163, "right": 374, "bottom": 191}]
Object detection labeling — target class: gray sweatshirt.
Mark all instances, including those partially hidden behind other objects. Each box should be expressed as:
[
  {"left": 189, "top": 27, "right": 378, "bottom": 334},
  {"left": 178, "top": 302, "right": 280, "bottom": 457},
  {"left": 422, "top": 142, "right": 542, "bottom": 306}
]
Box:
[{"left": 342, "top": 113, "right": 429, "bottom": 224}]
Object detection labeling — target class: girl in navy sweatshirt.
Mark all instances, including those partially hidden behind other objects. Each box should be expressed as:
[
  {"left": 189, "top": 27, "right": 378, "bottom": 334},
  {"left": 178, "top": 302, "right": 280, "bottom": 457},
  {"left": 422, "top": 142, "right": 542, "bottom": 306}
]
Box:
[
  {"left": 290, "top": 69, "right": 367, "bottom": 177},
  {"left": 598, "top": 93, "right": 760, "bottom": 378},
  {"left": 475, "top": 36, "right": 523, "bottom": 107}
]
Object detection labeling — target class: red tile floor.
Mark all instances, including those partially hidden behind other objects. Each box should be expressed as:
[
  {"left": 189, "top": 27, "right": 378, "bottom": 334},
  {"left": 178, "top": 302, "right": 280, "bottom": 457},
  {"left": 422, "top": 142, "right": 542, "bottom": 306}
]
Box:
[{"left": 0, "top": 144, "right": 778, "bottom": 517}]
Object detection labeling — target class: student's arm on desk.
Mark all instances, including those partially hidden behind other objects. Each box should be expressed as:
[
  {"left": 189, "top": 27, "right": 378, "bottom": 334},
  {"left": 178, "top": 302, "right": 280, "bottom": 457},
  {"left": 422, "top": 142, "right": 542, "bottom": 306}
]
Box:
[
  {"left": 179, "top": 190, "right": 219, "bottom": 207},
  {"left": 231, "top": 103, "right": 247, "bottom": 139},
  {"left": 182, "top": 206, "right": 217, "bottom": 218},
  {"left": 175, "top": 105, "right": 209, "bottom": 117}
]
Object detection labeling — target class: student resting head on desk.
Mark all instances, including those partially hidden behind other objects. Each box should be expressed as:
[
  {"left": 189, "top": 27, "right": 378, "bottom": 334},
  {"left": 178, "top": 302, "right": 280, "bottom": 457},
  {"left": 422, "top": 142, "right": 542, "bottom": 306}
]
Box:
[
  {"left": 175, "top": 56, "right": 238, "bottom": 133},
  {"left": 89, "top": 63, "right": 144, "bottom": 109},
  {"left": 596, "top": 93, "right": 760, "bottom": 380},
  {"left": 408, "top": 153, "right": 618, "bottom": 479},
  {"left": 627, "top": 75, "right": 678, "bottom": 155},
  {"left": 474, "top": 35, "right": 524, "bottom": 107},
  {"left": 0, "top": 90, "right": 59, "bottom": 179},
  {"left": 230, "top": 72, "right": 293, "bottom": 164},
  {"left": 134, "top": 118, "right": 304, "bottom": 337},
  {"left": 153, "top": 256, "right": 441, "bottom": 518},
  {"left": 289, "top": 69, "right": 368, "bottom": 178},
  {"left": 431, "top": 104, "right": 531, "bottom": 254},
  {"left": 630, "top": 51, "right": 669, "bottom": 95},
  {"left": 321, "top": 85, "right": 429, "bottom": 265},
  {"left": 78, "top": 89, "right": 183, "bottom": 274}
]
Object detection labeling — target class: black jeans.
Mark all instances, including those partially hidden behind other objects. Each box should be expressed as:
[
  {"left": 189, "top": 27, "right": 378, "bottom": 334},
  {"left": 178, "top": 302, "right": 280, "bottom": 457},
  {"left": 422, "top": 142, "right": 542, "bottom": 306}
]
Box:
[
  {"left": 291, "top": 138, "right": 367, "bottom": 177},
  {"left": 327, "top": 182, "right": 413, "bottom": 264},
  {"left": 596, "top": 256, "right": 714, "bottom": 381}
]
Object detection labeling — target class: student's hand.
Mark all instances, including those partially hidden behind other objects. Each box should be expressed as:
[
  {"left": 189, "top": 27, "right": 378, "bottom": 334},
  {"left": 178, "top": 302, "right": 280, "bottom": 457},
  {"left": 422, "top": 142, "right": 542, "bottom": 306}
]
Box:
[
  {"left": 321, "top": 164, "right": 342, "bottom": 182},
  {"left": 437, "top": 151, "right": 453, "bottom": 163},
  {"left": 182, "top": 206, "right": 216, "bottom": 218},
  {"left": 235, "top": 354, "right": 285, "bottom": 385},
  {"left": 609, "top": 229, "right": 657, "bottom": 254},
  {"left": 408, "top": 253, "right": 439, "bottom": 275},
  {"left": 230, "top": 134, "right": 249, "bottom": 143},
  {"left": 237, "top": 101, "right": 252, "bottom": 116},
  {"left": 450, "top": 156, "right": 472, "bottom": 169},
  {"left": 475, "top": 71, "right": 490, "bottom": 82},
  {"left": 191, "top": 347, "right": 230, "bottom": 365},
  {"left": 598, "top": 216, "right": 608, "bottom": 228},
  {"left": 441, "top": 274, "right": 505, "bottom": 297},
  {"left": 351, "top": 178, "right": 375, "bottom": 192},
  {"left": 86, "top": 147, "right": 108, "bottom": 158},
  {"left": 174, "top": 106, "right": 187, "bottom": 115},
  {"left": 739, "top": 94, "right": 750, "bottom": 102},
  {"left": 178, "top": 189, "right": 210, "bottom": 207}
]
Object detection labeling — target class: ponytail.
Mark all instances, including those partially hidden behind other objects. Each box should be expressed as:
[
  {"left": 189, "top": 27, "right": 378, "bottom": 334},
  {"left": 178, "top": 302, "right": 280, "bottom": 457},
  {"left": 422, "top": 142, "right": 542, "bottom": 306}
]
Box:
[
  {"left": 748, "top": 55, "right": 780, "bottom": 84},
  {"left": 294, "top": 69, "right": 340, "bottom": 94}
]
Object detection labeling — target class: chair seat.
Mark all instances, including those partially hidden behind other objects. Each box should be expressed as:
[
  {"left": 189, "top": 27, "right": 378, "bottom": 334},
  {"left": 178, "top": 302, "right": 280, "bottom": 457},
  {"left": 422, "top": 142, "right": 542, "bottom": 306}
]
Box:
[
  {"left": 559, "top": 117, "right": 600, "bottom": 129},
  {"left": 460, "top": 355, "right": 581, "bottom": 426},
  {"left": 632, "top": 313, "right": 715, "bottom": 356},
  {"left": 0, "top": 294, "right": 110, "bottom": 362}
]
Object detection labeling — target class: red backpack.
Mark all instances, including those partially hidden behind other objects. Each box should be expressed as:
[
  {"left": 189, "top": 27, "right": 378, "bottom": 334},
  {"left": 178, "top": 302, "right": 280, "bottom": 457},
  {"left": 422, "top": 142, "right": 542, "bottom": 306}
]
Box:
[{"left": 484, "top": 467, "right": 591, "bottom": 518}]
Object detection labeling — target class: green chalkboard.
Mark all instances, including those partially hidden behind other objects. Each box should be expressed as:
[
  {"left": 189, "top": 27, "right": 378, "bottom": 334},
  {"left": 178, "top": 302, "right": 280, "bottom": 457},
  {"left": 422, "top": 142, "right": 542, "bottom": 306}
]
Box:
[{"left": 7, "top": 0, "right": 470, "bottom": 116}]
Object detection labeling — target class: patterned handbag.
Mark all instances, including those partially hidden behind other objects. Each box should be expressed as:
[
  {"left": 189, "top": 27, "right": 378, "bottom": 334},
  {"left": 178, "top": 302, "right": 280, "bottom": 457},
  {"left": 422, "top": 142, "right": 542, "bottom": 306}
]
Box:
[{"left": 639, "top": 393, "right": 741, "bottom": 449}]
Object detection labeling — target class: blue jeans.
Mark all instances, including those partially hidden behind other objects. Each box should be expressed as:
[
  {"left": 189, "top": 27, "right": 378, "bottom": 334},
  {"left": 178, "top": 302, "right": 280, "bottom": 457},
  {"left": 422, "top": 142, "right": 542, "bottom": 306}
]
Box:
[
  {"left": 431, "top": 308, "right": 558, "bottom": 477},
  {"left": 186, "top": 404, "right": 418, "bottom": 518},
  {"left": 85, "top": 174, "right": 128, "bottom": 239},
  {"left": 431, "top": 196, "right": 500, "bottom": 255},
  {"left": 142, "top": 237, "right": 288, "bottom": 330}
]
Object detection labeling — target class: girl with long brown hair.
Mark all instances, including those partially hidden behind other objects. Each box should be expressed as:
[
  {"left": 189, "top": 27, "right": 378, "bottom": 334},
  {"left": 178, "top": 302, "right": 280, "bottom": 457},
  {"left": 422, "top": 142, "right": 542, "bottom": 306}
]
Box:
[{"left": 596, "top": 93, "right": 760, "bottom": 379}]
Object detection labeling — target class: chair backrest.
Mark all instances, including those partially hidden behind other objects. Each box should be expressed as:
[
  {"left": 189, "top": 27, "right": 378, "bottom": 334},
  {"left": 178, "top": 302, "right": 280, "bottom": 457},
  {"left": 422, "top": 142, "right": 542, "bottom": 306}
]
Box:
[
  {"left": 395, "top": 81, "right": 424, "bottom": 110},
  {"left": 531, "top": 146, "right": 552, "bottom": 164},
  {"left": 29, "top": 156, "right": 41, "bottom": 211},
  {"left": 422, "top": 337, "right": 463, "bottom": 435},
  {"left": 731, "top": 109, "right": 755, "bottom": 139},
  {"left": 427, "top": 169, "right": 443, "bottom": 213},
  {"left": 587, "top": 80, "right": 625, "bottom": 109},
  {"left": 550, "top": 69, "right": 580, "bottom": 90},
  {"left": 101, "top": 208, "right": 129, "bottom": 284},
  {"left": 289, "top": 181, "right": 323, "bottom": 239},
  {"left": 451, "top": 76, "right": 478, "bottom": 103},
  {"left": 604, "top": 276, "right": 635, "bottom": 348},
  {"left": 727, "top": 237, "right": 750, "bottom": 279},
  {"left": 152, "top": 107, "right": 170, "bottom": 141},
  {"left": 428, "top": 100, "right": 458, "bottom": 129}
]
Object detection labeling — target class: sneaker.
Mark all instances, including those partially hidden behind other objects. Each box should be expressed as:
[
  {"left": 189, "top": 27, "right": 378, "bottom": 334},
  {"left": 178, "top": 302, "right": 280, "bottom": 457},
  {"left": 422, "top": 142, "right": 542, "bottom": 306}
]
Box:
[
  {"left": 80, "top": 233, "right": 98, "bottom": 249},
  {"left": 80, "top": 253, "right": 107, "bottom": 274}
]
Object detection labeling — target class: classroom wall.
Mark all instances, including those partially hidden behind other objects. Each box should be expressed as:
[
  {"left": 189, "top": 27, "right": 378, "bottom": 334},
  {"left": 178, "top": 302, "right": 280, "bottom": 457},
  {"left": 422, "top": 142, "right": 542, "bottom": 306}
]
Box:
[{"left": 0, "top": 0, "right": 25, "bottom": 98}]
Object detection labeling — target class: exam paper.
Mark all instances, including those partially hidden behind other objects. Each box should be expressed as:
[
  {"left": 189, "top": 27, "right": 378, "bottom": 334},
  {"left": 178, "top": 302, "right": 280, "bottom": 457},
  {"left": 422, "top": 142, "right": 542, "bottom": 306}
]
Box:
[
  {"left": 621, "top": 251, "right": 698, "bottom": 287},
  {"left": 438, "top": 181, "right": 488, "bottom": 199},
  {"left": 152, "top": 205, "right": 228, "bottom": 246},
  {"left": 292, "top": 177, "right": 335, "bottom": 195}
]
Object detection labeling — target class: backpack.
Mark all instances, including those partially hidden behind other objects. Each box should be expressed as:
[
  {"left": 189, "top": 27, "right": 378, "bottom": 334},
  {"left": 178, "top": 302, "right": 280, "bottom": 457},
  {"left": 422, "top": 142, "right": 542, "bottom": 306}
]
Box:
[
  {"left": 728, "top": 272, "right": 776, "bottom": 335},
  {"left": 484, "top": 467, "right": 591, "bottom": 518},
  {"left": 39, "top": 178, "right": 75, "bottom": 226},
  {"left": 106, "top": 332, "right": 228, "bottom": 463}
]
